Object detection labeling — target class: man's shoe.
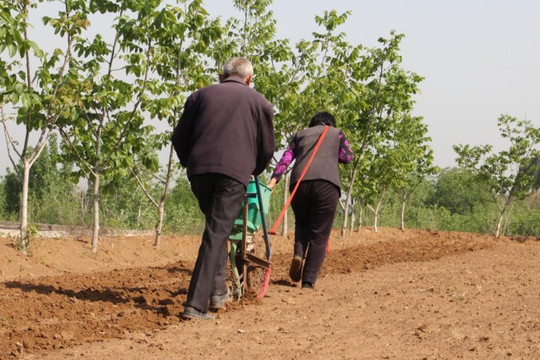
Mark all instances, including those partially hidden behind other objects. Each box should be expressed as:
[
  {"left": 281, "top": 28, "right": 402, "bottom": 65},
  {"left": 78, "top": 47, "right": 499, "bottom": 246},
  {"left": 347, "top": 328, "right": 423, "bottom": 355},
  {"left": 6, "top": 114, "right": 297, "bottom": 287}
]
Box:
[
  {"left": 180, "top": 306, "right": 214, "bottom": 320},
  {"left": 289, "top": 255, "right": 303, "bottom": 282},
  {"left": 302, "top": 282, "right": 314, "bottom": 290},
  {"left": 209, "top": 289, "right": 231, "bottom": 310}
]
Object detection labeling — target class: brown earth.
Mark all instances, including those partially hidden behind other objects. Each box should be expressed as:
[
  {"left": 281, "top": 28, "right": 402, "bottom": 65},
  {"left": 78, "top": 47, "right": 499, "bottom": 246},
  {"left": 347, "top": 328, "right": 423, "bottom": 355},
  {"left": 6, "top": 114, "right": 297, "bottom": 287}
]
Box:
[{"left": 1, "top": 228, "right": 539, "bottom": 359}]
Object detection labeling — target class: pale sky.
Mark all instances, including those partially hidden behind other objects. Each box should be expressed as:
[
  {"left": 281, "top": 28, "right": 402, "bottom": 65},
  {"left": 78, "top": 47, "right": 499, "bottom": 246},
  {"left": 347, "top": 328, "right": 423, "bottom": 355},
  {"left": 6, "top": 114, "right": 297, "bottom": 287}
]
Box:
[{"left": 1, "top": 0, "right": 539, "bottom": 176}]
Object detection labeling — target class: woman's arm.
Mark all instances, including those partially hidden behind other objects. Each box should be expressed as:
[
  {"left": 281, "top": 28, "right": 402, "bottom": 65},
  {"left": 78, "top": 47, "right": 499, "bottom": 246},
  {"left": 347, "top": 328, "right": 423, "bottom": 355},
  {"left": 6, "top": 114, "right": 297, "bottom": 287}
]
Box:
[
  {"left": 338, "top": 131, "right": 354, "bottom": 164},
  {"left": 268, "top": 137, "right": 297, "bottom": 189}
]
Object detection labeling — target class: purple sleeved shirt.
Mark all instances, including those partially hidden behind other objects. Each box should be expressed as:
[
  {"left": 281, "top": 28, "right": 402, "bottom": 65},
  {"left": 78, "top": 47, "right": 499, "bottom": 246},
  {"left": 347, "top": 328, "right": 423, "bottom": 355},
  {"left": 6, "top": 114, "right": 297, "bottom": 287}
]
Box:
[{"left": 271, "top": 129, "right": 353, "bottom": 182}]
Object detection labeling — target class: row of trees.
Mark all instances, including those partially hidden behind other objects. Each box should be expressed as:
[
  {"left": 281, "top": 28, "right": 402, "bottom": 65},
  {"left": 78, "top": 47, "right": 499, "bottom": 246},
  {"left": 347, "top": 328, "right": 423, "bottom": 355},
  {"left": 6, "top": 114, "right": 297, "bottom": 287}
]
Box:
[
  {"left": 1, "top": 0, "right": 539, "bottom": 254},
  {"left": 1, "top": 141, "right": 539, "bottom": 238}
]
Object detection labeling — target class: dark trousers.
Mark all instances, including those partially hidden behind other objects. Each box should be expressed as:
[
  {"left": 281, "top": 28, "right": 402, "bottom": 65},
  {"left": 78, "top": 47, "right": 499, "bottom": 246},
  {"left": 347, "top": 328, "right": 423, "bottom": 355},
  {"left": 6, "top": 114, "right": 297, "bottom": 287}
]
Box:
[
  {"left": 290, "top": 180, "right": 339, "bottom": 285},
  {"left": 186, "top": 173, "right": 245, "bottom": 312}
]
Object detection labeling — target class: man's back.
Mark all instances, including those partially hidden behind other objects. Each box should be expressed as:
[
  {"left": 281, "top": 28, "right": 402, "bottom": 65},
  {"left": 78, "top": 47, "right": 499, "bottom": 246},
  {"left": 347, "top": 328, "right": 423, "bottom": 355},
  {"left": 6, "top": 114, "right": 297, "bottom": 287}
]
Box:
[{"left": 172, "top": 76, "right": 275, "bottom": 186}]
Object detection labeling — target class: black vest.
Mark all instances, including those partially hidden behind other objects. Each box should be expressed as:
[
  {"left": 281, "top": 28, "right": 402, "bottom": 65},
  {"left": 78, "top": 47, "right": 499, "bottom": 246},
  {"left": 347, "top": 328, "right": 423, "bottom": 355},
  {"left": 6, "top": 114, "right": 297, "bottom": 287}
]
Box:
[{"left": 290, "top": 126, "right": 341, "bottom": 189}]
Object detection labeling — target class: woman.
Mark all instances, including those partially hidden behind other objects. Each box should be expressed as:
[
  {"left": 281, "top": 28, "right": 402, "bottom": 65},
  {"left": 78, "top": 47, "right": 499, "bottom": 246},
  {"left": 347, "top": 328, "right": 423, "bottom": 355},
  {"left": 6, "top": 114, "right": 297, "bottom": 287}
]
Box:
[{"left": 268, "top": 112, "right": 353, "bottom": 289}]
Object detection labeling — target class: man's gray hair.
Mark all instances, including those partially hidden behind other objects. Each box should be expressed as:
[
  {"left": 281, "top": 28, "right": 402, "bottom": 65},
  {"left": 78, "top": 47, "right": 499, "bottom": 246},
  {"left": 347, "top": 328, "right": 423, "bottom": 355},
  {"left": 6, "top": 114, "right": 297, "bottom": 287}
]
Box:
[{"left": 223, "top": 57, "right": 254, "bottom": 79}]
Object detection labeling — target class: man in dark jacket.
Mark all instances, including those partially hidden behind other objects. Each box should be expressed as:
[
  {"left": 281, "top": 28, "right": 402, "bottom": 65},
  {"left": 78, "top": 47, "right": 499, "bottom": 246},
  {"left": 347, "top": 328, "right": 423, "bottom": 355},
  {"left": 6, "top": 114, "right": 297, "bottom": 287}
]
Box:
[{"left": 172, "top": 57, "right": 275, "bottom": 320}]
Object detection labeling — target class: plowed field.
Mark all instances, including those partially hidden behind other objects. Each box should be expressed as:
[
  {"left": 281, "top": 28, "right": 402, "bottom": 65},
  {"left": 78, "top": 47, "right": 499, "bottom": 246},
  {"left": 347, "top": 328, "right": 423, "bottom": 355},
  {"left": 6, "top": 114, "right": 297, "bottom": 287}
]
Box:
[{"left": 1, "top": 228, "right": 539, "bottom": 359}]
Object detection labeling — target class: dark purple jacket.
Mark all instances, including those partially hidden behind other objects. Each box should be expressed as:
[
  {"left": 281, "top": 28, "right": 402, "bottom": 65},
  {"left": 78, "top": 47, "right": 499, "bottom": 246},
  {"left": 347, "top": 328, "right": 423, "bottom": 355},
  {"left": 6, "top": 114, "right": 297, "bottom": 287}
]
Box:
[{"left": 172, "top": 76, "right": 275, "bottom": 187}]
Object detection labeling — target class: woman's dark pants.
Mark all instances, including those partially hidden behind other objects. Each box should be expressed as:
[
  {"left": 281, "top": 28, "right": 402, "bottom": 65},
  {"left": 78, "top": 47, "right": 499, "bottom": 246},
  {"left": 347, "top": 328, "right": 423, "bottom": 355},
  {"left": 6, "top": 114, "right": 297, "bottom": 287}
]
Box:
[{"left": 290, "top": 180, "right": 339, "bottom": 285}]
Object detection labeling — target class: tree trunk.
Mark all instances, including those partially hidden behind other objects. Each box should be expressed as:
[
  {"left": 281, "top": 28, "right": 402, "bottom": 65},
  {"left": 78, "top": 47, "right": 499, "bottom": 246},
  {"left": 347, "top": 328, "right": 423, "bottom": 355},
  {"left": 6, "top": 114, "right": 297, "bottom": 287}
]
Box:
[
  {"left": 91, "top": 171, "right": 100, "bottom": 253},
  {"left": 502, "top": 203, "right": 515, "bottom": 236},
  {"left": 19, "top": 158, "right": 31, "bottom": 255},
  {"left": 495, "top": 209, "right": 505, "bottom": 238},
  {"left": 356, "top": 200, "right": 364, "bottom": 232},
  {"left": 349, "top": 199, "right": 356, "bottom": 235},
  {"left": 155, "top": 203, "right": 165, "bottom": 248},
  {"left": 79, "top": 191, "right": 87, "bottom": 225},
  {"left": 341, "top": 159, "right": 360, "bottom": 237},
  {"left": 372, "top": 190, "right": 387, "bottom": 233},
  {"left": 494, "top": 196, "right": 512, "bottom": 238},
  {"left": 281, "top": 172, "right": 289, "bottom": 236},
  {"left": 137, "top": 204, "right": 142, "bottom": 226},
  {"left": 154, "top": 142, "right": 176, "bottom": 248},
  {"left": 400, "top": 189, "right": 407, "bottom": 231}
]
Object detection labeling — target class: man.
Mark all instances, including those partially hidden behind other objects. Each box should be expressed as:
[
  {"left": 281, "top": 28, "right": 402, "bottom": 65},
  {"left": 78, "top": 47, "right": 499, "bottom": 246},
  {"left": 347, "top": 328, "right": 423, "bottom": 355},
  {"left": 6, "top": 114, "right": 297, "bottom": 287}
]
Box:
[{"left": 172, "top": 57, "right": 275, "bottom": 320}]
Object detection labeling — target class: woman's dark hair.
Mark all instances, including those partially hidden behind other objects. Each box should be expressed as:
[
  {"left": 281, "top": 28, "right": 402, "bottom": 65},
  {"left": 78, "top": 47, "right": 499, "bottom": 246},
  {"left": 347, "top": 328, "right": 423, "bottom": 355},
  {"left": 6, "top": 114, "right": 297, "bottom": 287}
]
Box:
[{"left": 308, "top": 112, "right": 336, "bottom": 128}]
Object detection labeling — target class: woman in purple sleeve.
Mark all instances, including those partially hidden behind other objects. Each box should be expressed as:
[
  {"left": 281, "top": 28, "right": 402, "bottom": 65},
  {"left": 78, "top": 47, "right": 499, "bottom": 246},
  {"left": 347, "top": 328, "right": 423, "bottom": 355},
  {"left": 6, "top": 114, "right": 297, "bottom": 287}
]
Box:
[{"left": 268, "top": 112, "right": 353, "bottom": 289}]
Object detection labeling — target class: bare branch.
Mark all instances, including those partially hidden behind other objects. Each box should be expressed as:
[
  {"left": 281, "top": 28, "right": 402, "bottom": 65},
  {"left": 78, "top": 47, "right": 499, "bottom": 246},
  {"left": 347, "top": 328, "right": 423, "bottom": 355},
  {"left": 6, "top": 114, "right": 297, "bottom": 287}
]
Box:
[
  {"left": 134, "top": 163, "right": 166, "bottom": 184},
  {"left": 131, "top": 168, "right": 159, "bottom": 209},
  {"left": 404, "top": 177, "right": 423, "bottom": 198},
  {"left": 28, "top": 127, "right": 50, "bottom": 167},
  {"left": 111, "top": 66, "right": 128, "bottom": 72},
  {"left": 1, "top": 115, "right": 22, "bottom": 178},
  {"left": 57, "top": 127, "right": 96, "bottom": 177},
  {"left": 269, "top": 59, "right": 303, "bottom": 105}
]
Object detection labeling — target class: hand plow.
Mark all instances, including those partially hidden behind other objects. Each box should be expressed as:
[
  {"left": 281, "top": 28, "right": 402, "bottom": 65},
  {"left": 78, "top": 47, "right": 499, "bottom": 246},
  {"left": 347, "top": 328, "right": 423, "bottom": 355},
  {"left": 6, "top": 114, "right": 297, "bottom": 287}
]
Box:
[{"left": 228, "top": 176, "right": 272, "bottom": 300}]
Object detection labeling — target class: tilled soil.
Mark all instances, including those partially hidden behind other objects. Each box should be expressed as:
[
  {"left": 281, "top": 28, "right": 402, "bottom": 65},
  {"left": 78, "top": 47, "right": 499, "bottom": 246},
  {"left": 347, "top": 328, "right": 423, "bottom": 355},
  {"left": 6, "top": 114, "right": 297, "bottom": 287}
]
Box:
[{"left": 1, "top": 228, "right": 539, "bottom": 359}]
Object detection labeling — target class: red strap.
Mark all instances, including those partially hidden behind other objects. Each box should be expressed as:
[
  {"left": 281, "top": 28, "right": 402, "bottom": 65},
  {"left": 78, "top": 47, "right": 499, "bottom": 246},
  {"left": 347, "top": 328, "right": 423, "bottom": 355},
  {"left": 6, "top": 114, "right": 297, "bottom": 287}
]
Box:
[{"left": 269, "top": 126, "right": 330, "bottom": 235}]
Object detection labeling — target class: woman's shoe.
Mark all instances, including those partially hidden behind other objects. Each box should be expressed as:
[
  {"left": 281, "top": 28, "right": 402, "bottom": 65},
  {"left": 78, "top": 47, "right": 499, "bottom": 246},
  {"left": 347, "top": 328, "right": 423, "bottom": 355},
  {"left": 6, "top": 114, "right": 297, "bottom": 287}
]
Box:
[{"left": 289, "top": 255, "right": 303, "bottom": 282}]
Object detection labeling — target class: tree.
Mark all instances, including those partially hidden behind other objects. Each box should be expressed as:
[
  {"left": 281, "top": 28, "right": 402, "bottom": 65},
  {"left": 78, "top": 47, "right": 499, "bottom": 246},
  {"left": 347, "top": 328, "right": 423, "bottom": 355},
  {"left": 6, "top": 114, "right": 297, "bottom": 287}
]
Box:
[
  {"left": 55, "top": 0, "right": 153, "bottom": 252},
  {"left": 428, "top": 167, "right": 487, "bottom": 215},
  {"left": 0, "top": 0, "right": 87, "bottom": 254},
  {"left": 392, "top": 115, "right": 437, "bottom": 230},
  {"left": 55, "top": 0, "right": 220, "bottom": 252},
  {"left": 0, "top": 133, "right": 79, "bottom": 224},
  {"left": 454, "top": 115, "right": 540, "bottom": 237},
  {"left": 381, "top": 176, "right": 436, "bottom": 231},
  {"left": 359, "top": 113, "right": 434, "bottom": 232},
  {"left": 129, "top": 0, "right": 221, "bottom": 247},
  {"left": 339, "top": 33, "right": 425, "bottom": 236}
]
